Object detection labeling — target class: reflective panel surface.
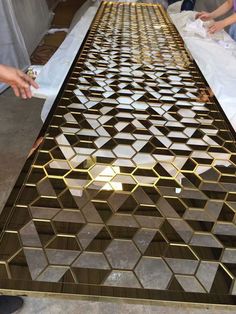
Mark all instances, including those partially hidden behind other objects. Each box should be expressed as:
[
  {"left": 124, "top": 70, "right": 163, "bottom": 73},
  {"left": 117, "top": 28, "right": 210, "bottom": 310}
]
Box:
[{"left": 0, "top": 2, "right": 236, "bottom": 305}]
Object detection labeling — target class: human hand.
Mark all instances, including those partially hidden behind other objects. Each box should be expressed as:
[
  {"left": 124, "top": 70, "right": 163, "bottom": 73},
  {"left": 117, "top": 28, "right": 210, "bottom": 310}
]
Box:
[
  {"left": 0, "top": 64, "right": 39, "bottom": 99},
  {"left": 208, "top": 20, "right": 225, "bottom": 34},
  {"left": 195, "top": 11, "right": 213, "bottom": 21}
]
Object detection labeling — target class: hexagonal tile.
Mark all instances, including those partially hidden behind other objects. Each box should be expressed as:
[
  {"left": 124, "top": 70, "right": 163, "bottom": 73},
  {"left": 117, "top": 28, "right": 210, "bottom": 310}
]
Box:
[
  {"left": 117, "top": 96, "right": 133, "bottom": 105},
  {"left": 178, "top": 109, "right": 195, "bottom": 118},
  {"left": 133, "top": 153, "right": 156, "bottom": 167},
  {"left": 105, "top": 240, "right": 141, "bottom": 269},
  {"left": 104, "top": 270, "right": 141, "bottom": 288},
  {"left": 135, "top": 257, "right": 172, "bottom": 289},
  {"left": 90, "top": 165, "right": 119, "bottom": 181},
  {"left": 113, "top": 145, "right": 136, "bottom": 158},
  {"left": 64, "top": 171, "right": 92, "bottom": 188}
]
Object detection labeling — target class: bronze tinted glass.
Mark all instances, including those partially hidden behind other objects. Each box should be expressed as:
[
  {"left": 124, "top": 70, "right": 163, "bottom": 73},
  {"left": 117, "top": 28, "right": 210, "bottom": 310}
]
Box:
[{"left": 1, "top": 2, "right": 236, "bottom": 305}]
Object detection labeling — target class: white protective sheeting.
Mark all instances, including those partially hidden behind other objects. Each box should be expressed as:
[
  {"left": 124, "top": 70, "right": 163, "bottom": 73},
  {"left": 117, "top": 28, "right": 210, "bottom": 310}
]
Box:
[
  {"left": 0, "top": 0, "right": 30, "bottom": 93},
  {"left": 168, "top": 2, "right": 236, "bottom": 131},
  {"left": 0, "top": 0, "right": 52, "bottom": 93},
  {"left": 32, "top": 0, "right": 99, "bottom": 122}
]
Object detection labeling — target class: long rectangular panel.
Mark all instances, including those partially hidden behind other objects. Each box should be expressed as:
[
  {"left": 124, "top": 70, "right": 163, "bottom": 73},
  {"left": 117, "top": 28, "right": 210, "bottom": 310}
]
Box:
[{"left": 1, "top": 2, "right": 236, "bottom": 305}]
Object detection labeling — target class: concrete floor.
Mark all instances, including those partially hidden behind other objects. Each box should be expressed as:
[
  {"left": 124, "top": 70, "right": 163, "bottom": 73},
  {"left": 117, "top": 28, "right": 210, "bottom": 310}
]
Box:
[
  {"left": 18, "top": 297, "right": 236, "bottom": 314},
  {"left": 0, "top": 88, "right": 43, "bottom": 213},
  {"left": 0, "top": 1, "right": 236, "bottom": 313}
]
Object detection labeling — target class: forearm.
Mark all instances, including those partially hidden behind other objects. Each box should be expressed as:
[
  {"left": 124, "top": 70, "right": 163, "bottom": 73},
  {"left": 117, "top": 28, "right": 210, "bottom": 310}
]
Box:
[
  {"left": 0, "top": 64, "right": 38, "bottom": 98},
  {"left": 221, "top": 12, "right": 236, "bottom": 27},
  {"left": 0, "top": 64, "right": 9, "bottom": 82},
  {"left": 211, "top": 0, "right": 233, "bottom": 19}
]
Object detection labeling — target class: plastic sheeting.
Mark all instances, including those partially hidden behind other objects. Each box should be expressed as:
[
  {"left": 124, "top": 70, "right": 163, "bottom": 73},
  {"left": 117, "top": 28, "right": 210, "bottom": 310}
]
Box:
[
  {"left": 11, "top": 0, "right": 52, "bottom": 55},
  {"left": 32, "top": 0, "right": 99, "bottom": 121},
  {"left": 168, "top": 2, "right": 236, "bottom": 131},
  {"left": 0, "top": 0, "right": 30, "bottom": 93},
  {"left": 0, "top": 0, "right": 52, "bottom": 93}
]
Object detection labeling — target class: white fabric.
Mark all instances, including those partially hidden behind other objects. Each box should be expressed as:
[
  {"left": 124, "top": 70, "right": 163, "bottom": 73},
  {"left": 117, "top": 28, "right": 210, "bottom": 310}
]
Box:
[
  {"left": 184, "top": 18, "right": 208, "bottom": 38},
  {"left": 0, "top": 0, "right": 30, "bottom": 93},
  {"left": 11, "top": 0, "right": 52, "bottom": 55},
  {"left": 32, "top": 0, "right": 99, "bottom": 121},
  {"left": 0, "top": 0, "right": 52, "bottom": 93},
  {"left": 167, "top": 4, "right": 236, "bottom": 130}
]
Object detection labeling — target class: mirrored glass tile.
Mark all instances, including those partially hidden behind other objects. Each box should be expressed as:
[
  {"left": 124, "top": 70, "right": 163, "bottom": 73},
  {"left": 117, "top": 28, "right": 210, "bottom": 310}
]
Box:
[
  {"left": 213, "top": 222, "right": 236, "bottom": 236},
  {"left": 59, "top": 146, "right": 75, "bottom": 159},
  {"left": 73, "top": 252, "right": 110, "bottom": 269},
  {"left": 135, "top": 257, "right": 172, "bottom": 289},
  {"left": 49, "top": 160, "right": 71, "bottom": 170},
  {"left": 165, "top": 258, "right": 198, "bottom": 275},
  {"left": 77, "top": 224, "right": 103, "bottom": 249},
  {"left": 37, "top": 266, "right": 69, "bottom": 282},
  {"left": 111, "top": 174, "right": 136, "bottom": 185},
  {"left": 81, "top": 203, "right": 103, "bottom": 224},
  {"left": 61, "top": 126, "right": 80, "bottom": 133},
  {"left": 167, "top": 219, "right": 193, "bottom": 243},
  {"left": 37, "top": 179, "right": 58, "bottom": 197},
  {"left": 104, "top": 270, "right": 141, "bottom": 288},
  {"left": 222, "top": 249, "right": 236, "bottom": 263},
  {"left": 23, "top": 248, "right": 48, "bottom": 280},
  {"left": 175, "top": 275, "right": 205, "bottom": 293},
  {"left": 105, "top": 240, "right": 141, "bottom": 269},
  {"left": 56, "top": 134, "right": 71, "bottom": 146},
  {"left": 190, "top": 233, "right": 223, "bottom": 248},
  {"left": 107, "top": 214, "right": 139, "bottom": 228},
  {"left": 232, "top": 281, "right": 236, "bottom": 295},
  {"left": 117, "top": 96, "right": 134, "bottom": 105},
  {"left": 45, "top": 249, "right": 79, "bottom": 265},
  {"left": 63, "top": 113, "right": 78, "bottom": 124},
  {"left": 93, "top": 149, "right": 115, "bottom": 158},
  {"left": 19, "top": 222, "right": 42, "bottom": 247},
  {"left": 133, "top": 229, "right": 156, "bottom": 253},
  {"left": 196, "top": 261, "right": 219, "bottom": 292},
  {"left": 133, "top": 153, "right": 156, "bottom": 167},
  {"left": 113, "top": 145, "right": 136, "bottom": 158},
  {"left": 30, "top": 206, "right": 61, "bottom": 220}
]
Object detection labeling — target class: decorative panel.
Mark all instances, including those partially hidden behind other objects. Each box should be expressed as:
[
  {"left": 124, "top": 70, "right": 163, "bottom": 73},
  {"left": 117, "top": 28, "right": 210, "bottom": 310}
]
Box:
[{"left": 0, "top": 2, "right": 236, "bottom": 305}]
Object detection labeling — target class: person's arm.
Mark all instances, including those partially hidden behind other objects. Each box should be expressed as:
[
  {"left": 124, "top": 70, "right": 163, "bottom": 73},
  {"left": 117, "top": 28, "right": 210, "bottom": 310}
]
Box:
[
  {"left": 196, "top": 0, "right": 233, "bottom": 21},
  {"left": 208, "top": 12, "right": 236, "bottom": 33},
  {"left": 0, "top": 64, "right": 39, "bottom": 99}
]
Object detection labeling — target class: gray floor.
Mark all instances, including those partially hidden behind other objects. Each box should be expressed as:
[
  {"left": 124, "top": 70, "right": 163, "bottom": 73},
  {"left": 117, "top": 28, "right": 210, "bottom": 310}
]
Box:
[
  {"left": 0, "top": 88, "right": 43, "bottom": 213},
  {"left": 19, "top": 297, "right": 236, "bottom": 314}
]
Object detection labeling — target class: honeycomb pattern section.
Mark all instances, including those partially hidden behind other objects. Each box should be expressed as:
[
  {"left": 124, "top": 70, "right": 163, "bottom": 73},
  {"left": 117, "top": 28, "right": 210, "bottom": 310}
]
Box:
[{"left": 0, "top": 2, "right": 236, "bottom": 304}]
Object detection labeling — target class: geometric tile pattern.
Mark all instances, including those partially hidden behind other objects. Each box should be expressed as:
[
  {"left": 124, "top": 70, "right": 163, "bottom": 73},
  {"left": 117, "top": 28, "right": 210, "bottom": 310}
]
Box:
[{"left": 0, "top": 2, "right": 236, "bottom": 305}]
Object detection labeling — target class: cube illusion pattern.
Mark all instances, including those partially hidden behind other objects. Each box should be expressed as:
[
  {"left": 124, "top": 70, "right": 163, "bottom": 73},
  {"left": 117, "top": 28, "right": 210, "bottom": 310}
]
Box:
[{"left": 0, "top": 2, "right": 236, "bottom": 304}]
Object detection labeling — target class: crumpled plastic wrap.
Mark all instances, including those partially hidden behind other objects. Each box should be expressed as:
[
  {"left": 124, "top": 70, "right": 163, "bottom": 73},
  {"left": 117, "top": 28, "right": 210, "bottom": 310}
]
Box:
[
  {"left": 168, "top": 4, "right": 236, "bottom": 130},
  {"left": 184, "top": 18, "right": 224, "bottom": 41},
  {"left": 31, "top": 0, "right": 99, "bottom": 122}
]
